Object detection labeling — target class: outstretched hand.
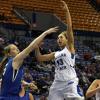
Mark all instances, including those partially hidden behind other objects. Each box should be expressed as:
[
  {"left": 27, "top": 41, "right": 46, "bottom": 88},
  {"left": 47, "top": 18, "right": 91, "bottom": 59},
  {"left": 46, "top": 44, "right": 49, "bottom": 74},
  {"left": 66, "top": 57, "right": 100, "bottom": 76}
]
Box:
[
  {"left": 60, "top": 0, "right": 68, "bottom": 11},
  {"left": 43, "top": 26, "right": 59, "bottom": 35}
]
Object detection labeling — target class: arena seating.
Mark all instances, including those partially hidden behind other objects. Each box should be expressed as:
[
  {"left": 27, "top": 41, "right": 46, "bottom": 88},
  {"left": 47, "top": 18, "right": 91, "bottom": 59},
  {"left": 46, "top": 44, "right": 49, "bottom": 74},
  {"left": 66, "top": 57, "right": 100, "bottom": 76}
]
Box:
[{"left": 0, "top": 0, "right": 100, "bottom": 32}]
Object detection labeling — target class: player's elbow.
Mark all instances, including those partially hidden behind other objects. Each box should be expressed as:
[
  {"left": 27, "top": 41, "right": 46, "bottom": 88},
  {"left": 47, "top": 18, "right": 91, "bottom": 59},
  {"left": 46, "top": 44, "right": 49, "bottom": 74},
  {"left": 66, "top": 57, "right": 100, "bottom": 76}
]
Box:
[
  {"left": 86, "top": 92, "right": 91, "bottom": 99},
  {"left": 86, "top": 91, "right": 94, "bottom": 99},
  {"left": 85, "top": 92, "right": 89, "bottom": 98},
  {"left": 93, "top": 79, "right": 100, "bottom": 83},
  {"left": 69, "top": 39, "right": 74, "bottom": 44}
]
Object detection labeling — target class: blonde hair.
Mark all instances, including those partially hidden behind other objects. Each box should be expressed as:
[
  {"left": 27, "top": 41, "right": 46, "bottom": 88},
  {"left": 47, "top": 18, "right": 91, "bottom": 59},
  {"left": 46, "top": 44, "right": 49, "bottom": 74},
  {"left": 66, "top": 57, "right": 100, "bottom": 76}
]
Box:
[
  {"left": 4, "top": 45, "right": 11, "bottom": 55},
  {"left": 60, "top": 31, "right": 67, "bottom": 39}
]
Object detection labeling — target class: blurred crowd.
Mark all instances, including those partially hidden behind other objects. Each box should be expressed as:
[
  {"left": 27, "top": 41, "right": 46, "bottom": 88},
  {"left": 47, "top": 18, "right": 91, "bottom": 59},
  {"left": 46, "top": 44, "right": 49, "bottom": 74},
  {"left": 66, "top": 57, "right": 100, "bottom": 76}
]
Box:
[{"left": 0, "top": 35, "right": 100, "bottom": 100}]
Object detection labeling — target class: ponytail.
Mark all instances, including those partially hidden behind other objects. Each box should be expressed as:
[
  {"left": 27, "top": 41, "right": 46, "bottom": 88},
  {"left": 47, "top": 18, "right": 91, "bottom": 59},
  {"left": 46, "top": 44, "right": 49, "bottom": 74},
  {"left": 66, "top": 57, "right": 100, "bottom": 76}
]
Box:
[
  {"left": 0, "top": 45, "right": 11, "bottom": 74},
  {"left": 0, "top": 56, "right": 8, "bottom": 74}
]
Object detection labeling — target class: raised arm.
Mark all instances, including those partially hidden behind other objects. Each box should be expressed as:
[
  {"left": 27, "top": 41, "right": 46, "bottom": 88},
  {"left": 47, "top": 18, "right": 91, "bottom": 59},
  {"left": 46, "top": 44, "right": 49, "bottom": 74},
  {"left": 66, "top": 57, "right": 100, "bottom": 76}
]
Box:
[
  {"left": 35, "top": 46, "right": 55, "bottom": 62},
  {"left": 86, "top": 79, "right": 100, "bottom": 98},
  {"left": 13, "top": 27, "right": 58, "bottom": 69},
  {"left": 61, "top": 0, "right": 75, "bottom": 53}
]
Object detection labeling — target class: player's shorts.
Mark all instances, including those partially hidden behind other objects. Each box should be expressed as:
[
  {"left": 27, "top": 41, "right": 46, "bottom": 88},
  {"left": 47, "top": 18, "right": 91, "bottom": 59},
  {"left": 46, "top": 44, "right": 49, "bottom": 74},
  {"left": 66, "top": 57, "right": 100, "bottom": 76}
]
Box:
[{"left": 48, "top": 79, "right": 84, "bottom": 100}]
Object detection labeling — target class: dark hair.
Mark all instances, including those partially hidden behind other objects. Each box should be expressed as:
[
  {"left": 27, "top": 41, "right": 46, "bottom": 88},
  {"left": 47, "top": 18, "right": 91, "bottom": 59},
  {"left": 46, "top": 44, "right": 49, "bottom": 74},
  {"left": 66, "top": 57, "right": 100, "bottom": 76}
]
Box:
[
  {"left": 0, "top": 45, "right": 11, "bottom": 74},
  {"left": 0, "top": 57, "right": 8, "bottom": 74}
]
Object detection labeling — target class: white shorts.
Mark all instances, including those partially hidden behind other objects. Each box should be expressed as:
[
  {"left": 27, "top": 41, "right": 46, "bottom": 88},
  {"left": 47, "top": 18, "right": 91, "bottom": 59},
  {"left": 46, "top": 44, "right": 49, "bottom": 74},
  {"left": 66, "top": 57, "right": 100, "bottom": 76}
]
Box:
[{"left": 48, "top": 79, "right": 84, "bottom": 100}]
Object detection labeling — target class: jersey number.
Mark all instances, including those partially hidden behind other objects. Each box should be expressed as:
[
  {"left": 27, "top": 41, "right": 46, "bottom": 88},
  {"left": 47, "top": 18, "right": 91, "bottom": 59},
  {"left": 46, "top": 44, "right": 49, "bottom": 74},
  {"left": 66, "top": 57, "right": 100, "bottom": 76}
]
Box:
[{"left": 57, "top": 59, "right": 63, "bottom": 66}]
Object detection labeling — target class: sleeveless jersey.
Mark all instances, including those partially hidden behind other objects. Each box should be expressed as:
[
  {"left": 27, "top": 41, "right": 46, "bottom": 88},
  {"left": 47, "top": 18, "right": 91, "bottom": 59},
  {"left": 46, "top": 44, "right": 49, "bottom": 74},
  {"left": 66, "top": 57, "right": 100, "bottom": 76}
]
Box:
[
  {"left": 54, "top": 47, "right": 77, "bottom": 81},
  {"left": 0, "top": 58, "right": 24, "bottom": 97}
]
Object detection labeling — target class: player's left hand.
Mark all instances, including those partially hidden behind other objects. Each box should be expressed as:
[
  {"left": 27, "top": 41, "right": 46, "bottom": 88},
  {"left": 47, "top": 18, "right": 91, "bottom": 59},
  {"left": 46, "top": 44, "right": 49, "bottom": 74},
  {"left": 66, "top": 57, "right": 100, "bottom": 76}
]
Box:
[
  {"left": 43, "top": 26, "right": 59, "bottom": 35},
  {"left": 28, "top": 82, "right": 38, "bottom": 91},
  {"left": 60, "top": 0, "right": 68, "bottom": 11}
]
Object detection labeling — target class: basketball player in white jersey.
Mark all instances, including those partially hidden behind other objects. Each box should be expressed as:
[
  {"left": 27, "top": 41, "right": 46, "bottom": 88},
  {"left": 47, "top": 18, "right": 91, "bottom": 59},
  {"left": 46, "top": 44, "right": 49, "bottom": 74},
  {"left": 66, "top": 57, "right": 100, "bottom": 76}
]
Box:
[
  {"left": 35, "top": 0, "right": 84, "bottom": 100},
  {"left": 86, "top": 79, "right": 100, "bottom": 100}
]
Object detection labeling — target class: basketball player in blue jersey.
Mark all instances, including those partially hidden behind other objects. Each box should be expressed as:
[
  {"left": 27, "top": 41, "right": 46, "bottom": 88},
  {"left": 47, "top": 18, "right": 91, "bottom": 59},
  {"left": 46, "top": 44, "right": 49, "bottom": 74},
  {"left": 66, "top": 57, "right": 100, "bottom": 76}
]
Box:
[
  {"left": 0, "top": 27, "right": 58, "bottom": 100},
  {"left": 0, "top": 79, "right": 37, "bottom": 100},
  {"left": 35, "top": 0, "right": 84, "bottom": 100},
  {"left": 86, "top": 79, "right": 100, "bottom": 100}
]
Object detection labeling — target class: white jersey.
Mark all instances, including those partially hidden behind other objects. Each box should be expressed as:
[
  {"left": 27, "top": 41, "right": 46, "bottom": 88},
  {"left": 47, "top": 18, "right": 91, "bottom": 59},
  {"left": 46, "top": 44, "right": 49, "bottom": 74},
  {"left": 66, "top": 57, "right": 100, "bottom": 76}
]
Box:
[
  {"left": 54, "top": 47, "right": 77, "bottom": 81},
  {"left": 96, "top": 92, "right": 100, "bottom": 100}
]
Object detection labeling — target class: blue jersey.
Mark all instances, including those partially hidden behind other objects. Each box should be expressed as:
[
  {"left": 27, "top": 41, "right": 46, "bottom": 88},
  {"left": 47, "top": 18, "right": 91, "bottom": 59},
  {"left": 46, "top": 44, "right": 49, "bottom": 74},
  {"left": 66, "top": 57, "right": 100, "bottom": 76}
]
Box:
[
  {"left": 0, "top": 58, "right": 24, "bottom": 97},
  {"left": 0, "top": 92, "right": 29, "bottom": 100}
]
